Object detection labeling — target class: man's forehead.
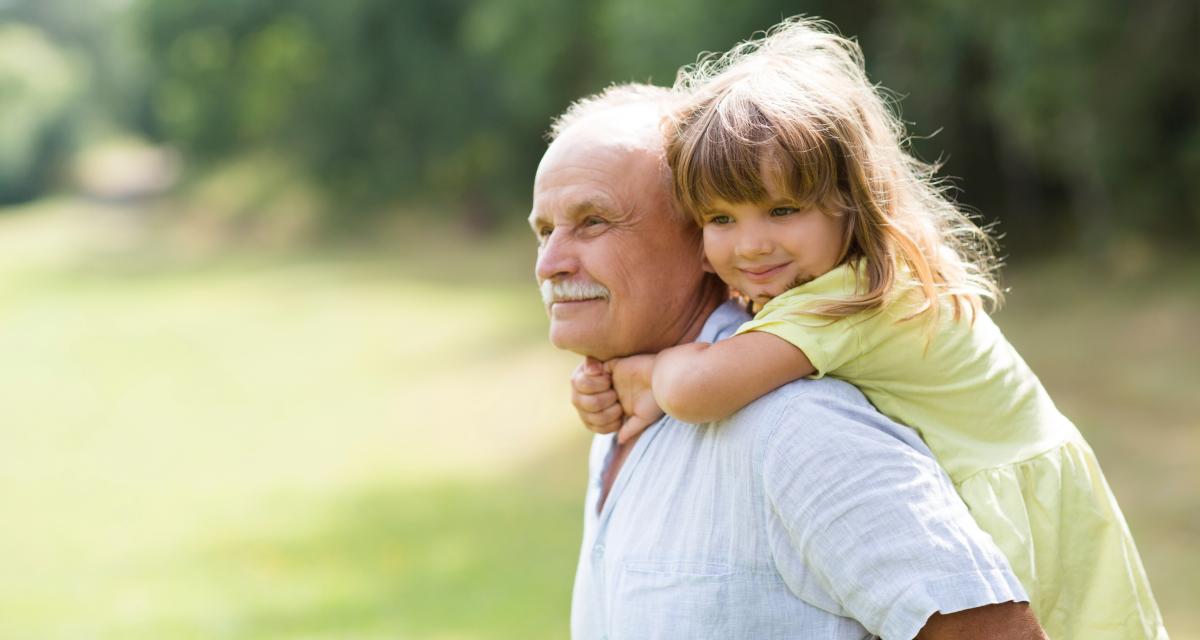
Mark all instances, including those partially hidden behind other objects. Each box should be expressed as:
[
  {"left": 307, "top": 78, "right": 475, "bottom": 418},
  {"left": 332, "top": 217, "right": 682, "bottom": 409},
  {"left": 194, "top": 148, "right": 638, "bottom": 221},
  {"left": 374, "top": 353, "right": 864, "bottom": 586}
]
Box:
[
  {"left": 545, "top": 104, "right": 664, "bottom": 171},
  {"left": 528, "top": 188, "right": 620, "bottom": 227},
  {"left": 530, "top": 103, "right": 673, "bottom": 224},
  {"left": 534, "top": 144, "right": 652, "bottom": 206}
]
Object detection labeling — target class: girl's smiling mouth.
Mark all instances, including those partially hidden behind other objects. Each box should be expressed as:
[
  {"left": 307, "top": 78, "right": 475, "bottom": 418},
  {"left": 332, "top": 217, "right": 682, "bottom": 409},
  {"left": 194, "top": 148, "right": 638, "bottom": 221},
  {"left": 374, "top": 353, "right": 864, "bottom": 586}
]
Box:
[{"left": 738, "top": 262, "right": 793, "bottom": 282}]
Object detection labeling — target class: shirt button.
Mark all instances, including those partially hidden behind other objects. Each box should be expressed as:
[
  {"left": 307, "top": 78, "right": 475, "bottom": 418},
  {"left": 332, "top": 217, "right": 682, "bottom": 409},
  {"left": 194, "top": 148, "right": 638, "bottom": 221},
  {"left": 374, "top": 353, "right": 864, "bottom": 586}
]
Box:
[{"left": 593, "top": 544, "right": 605, "bottom": 558}]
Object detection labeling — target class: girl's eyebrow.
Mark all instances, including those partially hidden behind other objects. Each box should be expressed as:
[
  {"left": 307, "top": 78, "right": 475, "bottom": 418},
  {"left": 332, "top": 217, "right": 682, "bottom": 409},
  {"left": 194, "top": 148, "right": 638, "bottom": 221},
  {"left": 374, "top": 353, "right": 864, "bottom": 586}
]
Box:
[
  {"left": 763, "top": 192, "right": 798, "bottom": 205},
  {"left": 767, "top": 194, "right": 813, "bottom": 208}
]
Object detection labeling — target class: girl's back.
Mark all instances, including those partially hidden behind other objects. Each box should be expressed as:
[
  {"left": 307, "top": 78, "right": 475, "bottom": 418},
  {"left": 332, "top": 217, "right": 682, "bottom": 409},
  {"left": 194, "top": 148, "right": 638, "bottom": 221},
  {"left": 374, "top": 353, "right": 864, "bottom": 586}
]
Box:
[{"left": 740, "top": 260, "right": 1076, "bottom": 481}]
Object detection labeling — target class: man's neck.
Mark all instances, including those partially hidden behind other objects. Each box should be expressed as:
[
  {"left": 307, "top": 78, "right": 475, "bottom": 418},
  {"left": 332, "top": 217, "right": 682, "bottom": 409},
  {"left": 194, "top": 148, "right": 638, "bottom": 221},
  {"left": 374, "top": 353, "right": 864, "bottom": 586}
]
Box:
[
  {"left": 668, "top": 277, "right": 728, "bottom": 348},
  {"left": 597, "top": 277, "right": 727, "bottom": 514}
]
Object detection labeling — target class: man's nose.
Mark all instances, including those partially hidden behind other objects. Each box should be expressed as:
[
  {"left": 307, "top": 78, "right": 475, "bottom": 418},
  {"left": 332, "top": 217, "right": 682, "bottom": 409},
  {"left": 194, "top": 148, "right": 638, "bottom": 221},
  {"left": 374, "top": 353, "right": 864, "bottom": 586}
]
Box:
[{"left": 535, "top": 229, "right": 579, "bottom": 282}]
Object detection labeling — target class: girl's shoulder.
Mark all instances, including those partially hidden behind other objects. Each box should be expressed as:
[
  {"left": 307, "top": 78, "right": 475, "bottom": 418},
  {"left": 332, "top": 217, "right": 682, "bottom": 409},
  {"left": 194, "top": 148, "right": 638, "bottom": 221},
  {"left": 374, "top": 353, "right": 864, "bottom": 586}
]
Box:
[
  {"left": 758, "top": 259, "right": 927, "bottom": 325},
  {"left": 758, "top": 262, "right": 865, "bottom": 316},
  {"left": 755, "top": 259, "right": 985, "bottom": 337}
]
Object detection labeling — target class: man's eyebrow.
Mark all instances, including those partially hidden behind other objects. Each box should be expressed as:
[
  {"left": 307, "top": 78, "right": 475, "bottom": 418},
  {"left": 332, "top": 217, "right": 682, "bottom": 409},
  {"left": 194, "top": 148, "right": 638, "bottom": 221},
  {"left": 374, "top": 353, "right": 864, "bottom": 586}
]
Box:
[
  {"left": 531, "top": 197, "right": 620, "bottom": 227},
  {"left": 569, "top": 197, "right": 618, "bottom": 218}
]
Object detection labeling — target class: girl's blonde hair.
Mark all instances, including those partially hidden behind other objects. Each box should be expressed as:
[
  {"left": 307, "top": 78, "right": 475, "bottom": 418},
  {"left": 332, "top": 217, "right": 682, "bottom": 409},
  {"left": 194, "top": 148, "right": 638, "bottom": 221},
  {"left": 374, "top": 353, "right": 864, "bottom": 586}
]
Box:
[{"left": 667, "top": 17, "right": 1002, "bottom": 323}]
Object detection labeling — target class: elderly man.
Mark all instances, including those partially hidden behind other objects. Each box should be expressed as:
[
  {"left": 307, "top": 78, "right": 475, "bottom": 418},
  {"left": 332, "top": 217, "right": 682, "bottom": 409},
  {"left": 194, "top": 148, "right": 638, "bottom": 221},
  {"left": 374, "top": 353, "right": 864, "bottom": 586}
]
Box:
[{"left": 530, "top": 84, "right": 1046, "bottom": 640}]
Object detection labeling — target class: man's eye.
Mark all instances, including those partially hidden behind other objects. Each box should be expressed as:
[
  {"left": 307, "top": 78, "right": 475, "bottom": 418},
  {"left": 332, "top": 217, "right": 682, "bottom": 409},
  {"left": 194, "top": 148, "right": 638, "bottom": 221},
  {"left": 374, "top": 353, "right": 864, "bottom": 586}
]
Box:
[
  {"left": 582, "top": 216, "right": 605, "bottom": 227},
  {"left": 536, "top": 227, "right": 553, "bottom": 242},
  {"left": 769, "top": 207, "right": 798, "bottom": 217}
]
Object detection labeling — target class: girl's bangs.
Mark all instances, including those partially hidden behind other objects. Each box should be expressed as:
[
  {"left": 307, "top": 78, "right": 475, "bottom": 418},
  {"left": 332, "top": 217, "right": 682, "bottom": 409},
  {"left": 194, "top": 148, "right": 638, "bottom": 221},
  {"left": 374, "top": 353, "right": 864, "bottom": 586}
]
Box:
[{"left": 679, "top": 93, "right": 844, "bottom": 219}]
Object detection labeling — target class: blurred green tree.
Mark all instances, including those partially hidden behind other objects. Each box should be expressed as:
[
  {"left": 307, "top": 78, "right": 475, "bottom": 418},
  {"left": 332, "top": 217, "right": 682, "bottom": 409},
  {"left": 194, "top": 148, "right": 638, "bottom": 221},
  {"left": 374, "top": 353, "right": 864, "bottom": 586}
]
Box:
[
  {"left": 112, "top": 0, "right": 1200, "bottom": 249},
  {"left": 867, "top": 0, "right": 1200, "bottom": 253},
  {"left": 0, "top": 24, "right": 81, "bottom": 203},
  {"left": 0, "top": 0, "right": 158, "bottom": 203},
  {"left": 137, "top": 0, "right": 588, "bottom": 230}
]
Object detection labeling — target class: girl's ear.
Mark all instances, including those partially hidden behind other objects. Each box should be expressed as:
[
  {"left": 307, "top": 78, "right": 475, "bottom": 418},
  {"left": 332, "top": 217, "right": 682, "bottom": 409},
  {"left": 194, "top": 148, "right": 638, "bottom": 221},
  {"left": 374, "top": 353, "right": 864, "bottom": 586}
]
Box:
[{"left": 702, "top": 254, "right": 716, "bottom": 274}]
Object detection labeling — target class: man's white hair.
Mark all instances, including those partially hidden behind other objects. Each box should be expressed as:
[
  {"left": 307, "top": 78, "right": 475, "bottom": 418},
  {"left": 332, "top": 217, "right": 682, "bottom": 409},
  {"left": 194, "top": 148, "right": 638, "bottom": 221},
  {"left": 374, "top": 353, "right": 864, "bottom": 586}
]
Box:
[
  {"left": 546, "top": 83, "right": 675, "bottom": 142},
  {"left": 545, "top": 83, "right": 690, "bottom": 224}
]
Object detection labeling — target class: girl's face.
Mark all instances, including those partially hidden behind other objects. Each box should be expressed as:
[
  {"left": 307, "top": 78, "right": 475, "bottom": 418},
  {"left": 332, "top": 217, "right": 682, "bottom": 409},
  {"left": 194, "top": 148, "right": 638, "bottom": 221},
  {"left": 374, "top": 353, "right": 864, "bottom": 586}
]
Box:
[{"left": 700, "top": 179, "right": 848, "bottom": 306}]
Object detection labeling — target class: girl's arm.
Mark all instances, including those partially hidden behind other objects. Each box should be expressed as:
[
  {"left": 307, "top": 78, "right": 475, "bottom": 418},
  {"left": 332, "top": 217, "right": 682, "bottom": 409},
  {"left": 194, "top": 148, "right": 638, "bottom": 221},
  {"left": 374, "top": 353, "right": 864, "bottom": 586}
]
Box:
[
  {"left": 570, "top": 332, "right": 815, "bottom": 441},
  {"left": 652, "top": 331, "right": 815, "bottom": 425}
]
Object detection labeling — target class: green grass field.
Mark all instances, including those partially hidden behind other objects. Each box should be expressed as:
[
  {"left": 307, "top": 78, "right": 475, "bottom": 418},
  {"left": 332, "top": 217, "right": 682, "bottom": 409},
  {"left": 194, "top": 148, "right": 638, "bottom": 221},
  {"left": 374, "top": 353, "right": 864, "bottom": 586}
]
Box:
[{"left": 1, "top": 201, "right": 1196, "bottom": 638}]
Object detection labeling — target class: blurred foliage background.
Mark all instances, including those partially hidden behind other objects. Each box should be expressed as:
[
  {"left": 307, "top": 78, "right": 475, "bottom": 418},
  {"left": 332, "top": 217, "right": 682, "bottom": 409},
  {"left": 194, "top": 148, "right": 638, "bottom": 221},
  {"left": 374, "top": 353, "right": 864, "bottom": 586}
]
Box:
[
  {"left": 5, "top": 0, "right": 1200, "bottom": 252},
  {"left": 0, "top": 0, "right": 1196, "bottom": 638}
]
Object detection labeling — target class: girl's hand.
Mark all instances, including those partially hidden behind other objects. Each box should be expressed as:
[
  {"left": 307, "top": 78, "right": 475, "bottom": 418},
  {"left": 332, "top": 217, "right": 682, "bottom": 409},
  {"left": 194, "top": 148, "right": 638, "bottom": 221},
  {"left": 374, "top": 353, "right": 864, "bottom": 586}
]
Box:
[
  {"left": 570, "top": 357, "right": 622, "bottom": 435},
  {"left": 610, "top": 354, "right": 665, "bottom": 444}
]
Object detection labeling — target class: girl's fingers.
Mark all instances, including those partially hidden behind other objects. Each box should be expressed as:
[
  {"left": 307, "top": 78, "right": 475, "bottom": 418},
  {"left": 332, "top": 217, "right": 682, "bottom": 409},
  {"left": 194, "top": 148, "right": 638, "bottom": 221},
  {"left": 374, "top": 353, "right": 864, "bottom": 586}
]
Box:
[
  {"left": 571, "top": 372, "right": 613, "bottom": 404},
  {"left": 574, "top": 389, "right": 618, "bottom": 413},
  {"left": 572, "top": 371, "right": 612, "bottom": 395},
  {"left": 588, "top": 419, "right": 621, "bottom": 435},
  {"left": 570, "top": 358, "right": 622, "bottom": 435},
  {"left": 581, "top": 403, "right": 623, "bottom": 433}
]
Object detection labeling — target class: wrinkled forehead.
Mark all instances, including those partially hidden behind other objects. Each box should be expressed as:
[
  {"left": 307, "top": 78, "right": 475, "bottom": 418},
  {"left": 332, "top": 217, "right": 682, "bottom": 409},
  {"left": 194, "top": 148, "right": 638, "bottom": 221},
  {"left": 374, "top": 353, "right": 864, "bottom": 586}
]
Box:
[{"left": 535, "top": 124, "right": 671, "bottom": 212}]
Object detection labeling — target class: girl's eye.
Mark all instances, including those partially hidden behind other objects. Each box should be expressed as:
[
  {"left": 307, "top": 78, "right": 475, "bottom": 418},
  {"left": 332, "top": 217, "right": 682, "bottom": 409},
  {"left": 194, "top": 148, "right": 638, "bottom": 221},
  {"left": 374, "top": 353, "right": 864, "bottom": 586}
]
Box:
[
  {"left": 707, "top": 215, "right": 732, "bottom": 225},
  {"left": 769, "top": 207, "right": 798, "bottom": 217}
]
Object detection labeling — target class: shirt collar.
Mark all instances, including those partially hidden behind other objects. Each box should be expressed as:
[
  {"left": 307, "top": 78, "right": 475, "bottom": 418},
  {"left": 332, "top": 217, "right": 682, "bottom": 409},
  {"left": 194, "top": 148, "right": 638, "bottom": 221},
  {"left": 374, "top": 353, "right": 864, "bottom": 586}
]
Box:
[{"left": 696, "top": 300, "right": 752, "bottom": 345}]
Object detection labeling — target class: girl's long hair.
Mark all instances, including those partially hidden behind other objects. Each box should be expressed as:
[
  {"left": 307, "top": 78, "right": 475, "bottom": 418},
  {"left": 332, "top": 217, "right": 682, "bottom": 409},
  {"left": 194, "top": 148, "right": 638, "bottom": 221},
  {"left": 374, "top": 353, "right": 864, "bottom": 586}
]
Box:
[{"left": 667, "top": 17, "right": 1002, "bottom": 324}]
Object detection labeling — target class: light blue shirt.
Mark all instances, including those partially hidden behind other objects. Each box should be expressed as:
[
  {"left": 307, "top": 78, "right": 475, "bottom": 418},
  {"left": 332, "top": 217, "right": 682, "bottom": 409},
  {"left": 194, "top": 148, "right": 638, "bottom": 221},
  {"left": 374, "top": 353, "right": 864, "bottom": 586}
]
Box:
[{"left": 570, "top": 301, "right": 1027, "bottom": 640}]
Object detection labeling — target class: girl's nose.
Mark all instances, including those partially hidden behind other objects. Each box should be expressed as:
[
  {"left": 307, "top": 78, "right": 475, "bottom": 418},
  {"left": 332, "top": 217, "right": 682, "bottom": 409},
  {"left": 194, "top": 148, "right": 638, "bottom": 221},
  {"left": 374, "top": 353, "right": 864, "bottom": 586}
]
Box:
[{"left": 735, "top": 226, "right": 773, "bottom": 258}]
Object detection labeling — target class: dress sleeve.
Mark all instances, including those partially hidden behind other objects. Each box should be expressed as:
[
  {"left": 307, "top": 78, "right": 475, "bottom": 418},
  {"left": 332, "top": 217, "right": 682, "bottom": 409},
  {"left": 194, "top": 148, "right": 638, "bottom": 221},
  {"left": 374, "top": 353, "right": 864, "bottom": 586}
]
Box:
[
  {"left": 733, "top": 263, "right": 880, "bottom": 378},
  {"left": 735, "top": 305, "right": 860, "bottom": 378},
  {"left": 760, "top": 386, "right": 1028, "bottom": 640}
]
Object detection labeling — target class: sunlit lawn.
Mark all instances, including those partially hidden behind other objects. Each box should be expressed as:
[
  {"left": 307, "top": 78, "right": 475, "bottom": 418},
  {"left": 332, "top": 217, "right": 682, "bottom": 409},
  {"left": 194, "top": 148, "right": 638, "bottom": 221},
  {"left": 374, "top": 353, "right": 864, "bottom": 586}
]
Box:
[{"left": 0, "top": 201, "right": 1196, "bottom": 638}]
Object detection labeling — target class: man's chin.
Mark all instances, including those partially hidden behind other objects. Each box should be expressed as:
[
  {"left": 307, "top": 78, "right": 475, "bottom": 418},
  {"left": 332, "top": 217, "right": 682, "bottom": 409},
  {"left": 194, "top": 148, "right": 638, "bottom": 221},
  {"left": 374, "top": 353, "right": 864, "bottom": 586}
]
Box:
[{"left": 548, "top": 324, "right": 614, "bottom": 359}]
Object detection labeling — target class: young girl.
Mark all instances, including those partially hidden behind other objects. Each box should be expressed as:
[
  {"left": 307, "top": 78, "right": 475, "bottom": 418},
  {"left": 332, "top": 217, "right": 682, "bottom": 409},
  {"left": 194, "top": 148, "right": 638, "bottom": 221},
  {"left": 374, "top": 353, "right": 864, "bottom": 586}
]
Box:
[{"left": 573, "top": 18, "right": 1165, "bottom": 640}]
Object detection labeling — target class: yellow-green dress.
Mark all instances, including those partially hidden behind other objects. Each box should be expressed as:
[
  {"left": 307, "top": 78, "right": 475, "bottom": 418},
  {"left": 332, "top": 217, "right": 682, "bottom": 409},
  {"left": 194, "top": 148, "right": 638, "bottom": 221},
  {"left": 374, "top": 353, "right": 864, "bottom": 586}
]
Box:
[{"left": 737, "top": 263, "right": 1166, "bottom": 639}]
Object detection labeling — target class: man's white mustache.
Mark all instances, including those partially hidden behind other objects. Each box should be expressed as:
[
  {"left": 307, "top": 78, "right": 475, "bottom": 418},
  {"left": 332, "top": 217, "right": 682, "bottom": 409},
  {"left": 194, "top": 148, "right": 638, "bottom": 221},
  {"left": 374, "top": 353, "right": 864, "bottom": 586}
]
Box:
[{"left": 541, "top": 279, "right": 611, "bottom": 305}]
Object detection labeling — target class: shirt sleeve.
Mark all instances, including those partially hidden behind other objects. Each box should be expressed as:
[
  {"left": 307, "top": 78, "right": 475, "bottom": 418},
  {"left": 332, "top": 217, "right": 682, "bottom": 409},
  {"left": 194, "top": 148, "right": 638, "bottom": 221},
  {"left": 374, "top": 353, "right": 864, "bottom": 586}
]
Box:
[{"left": 760, "top": 384, "right": 1028, "bottom": 640}]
